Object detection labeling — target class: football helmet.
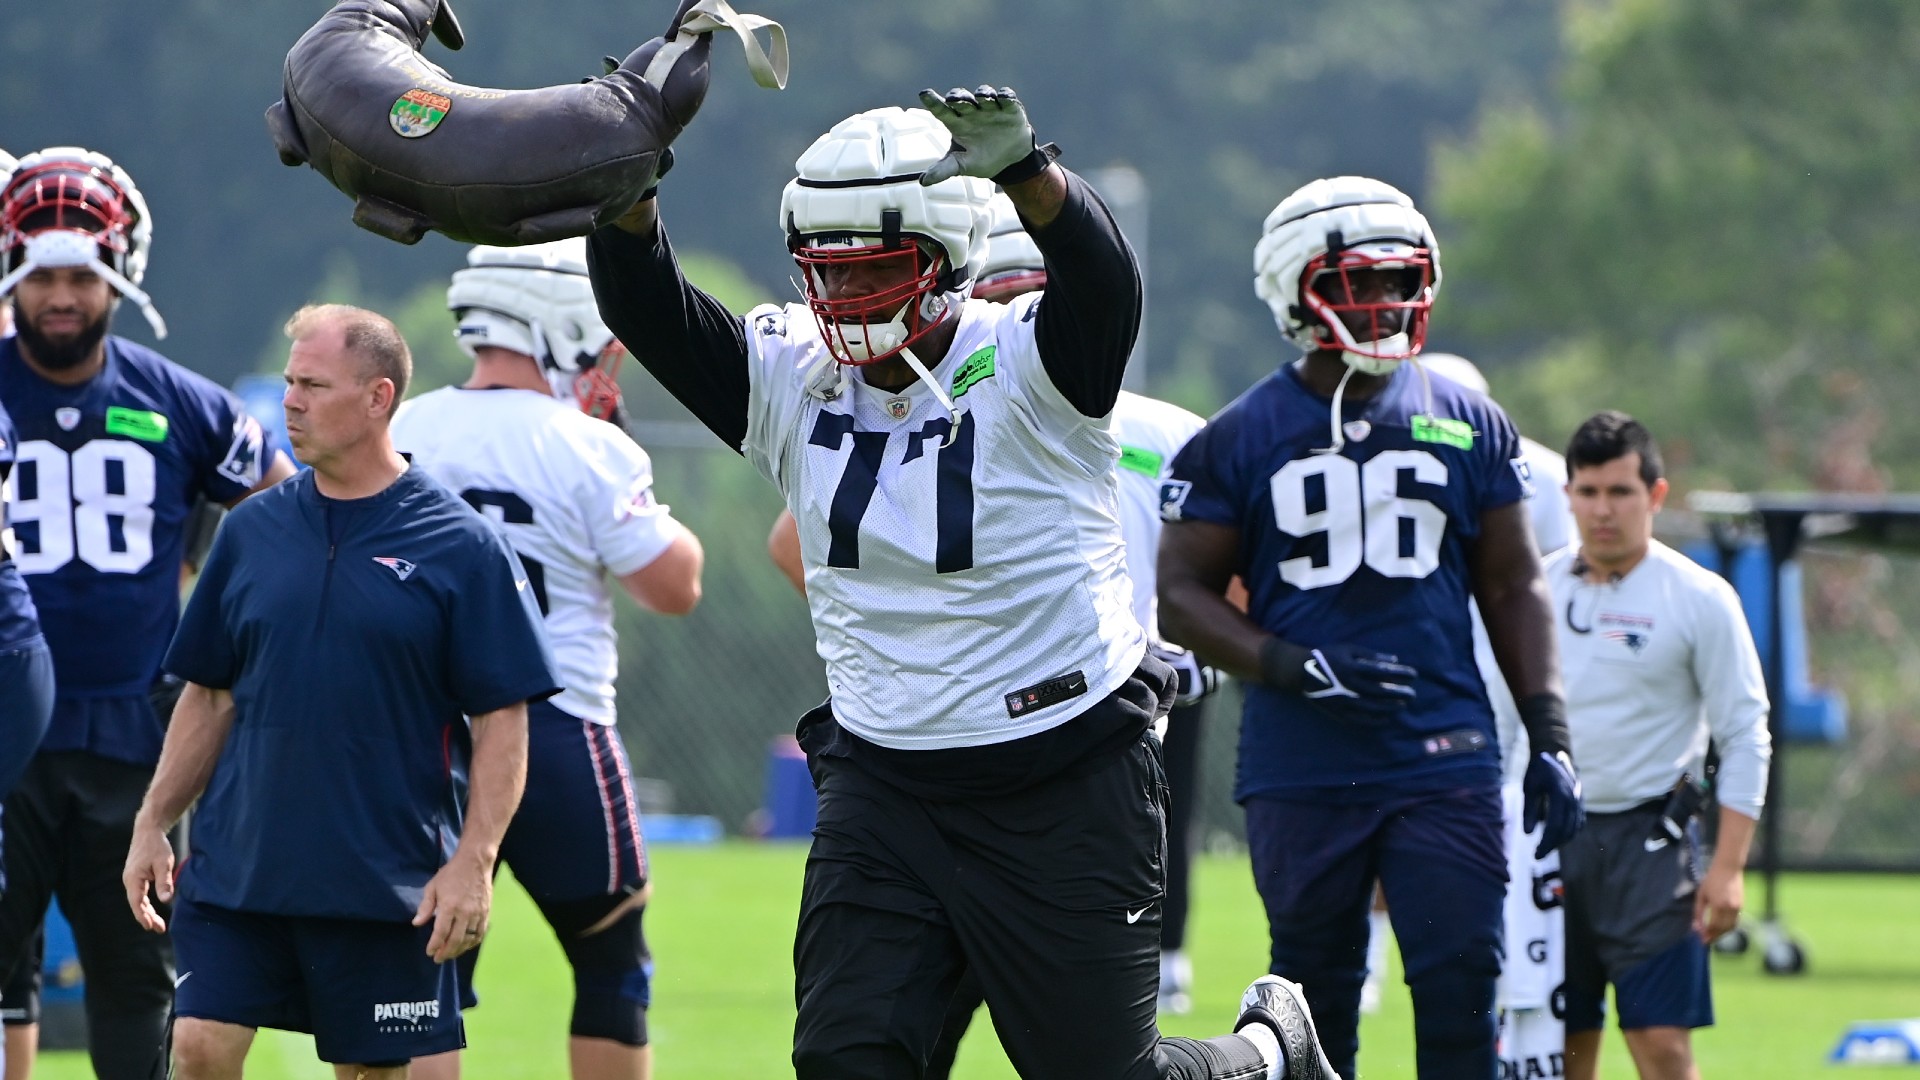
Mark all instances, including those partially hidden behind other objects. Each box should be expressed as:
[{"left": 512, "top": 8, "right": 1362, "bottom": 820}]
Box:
[
  {"left": 447, "top": 237, "right": 627, "bottom": 422},
  {"left": 972, "top": 192, "right": 1046, "bottom": 303},
  {"left": 778, "top": 107, "right": 993, "bottom": 367},
  {"left": 0, "top": 146, "right": 166, "bottom": 338},
  {"left": 1253, "top": 176, "right": 1439, "bottom": 375}
]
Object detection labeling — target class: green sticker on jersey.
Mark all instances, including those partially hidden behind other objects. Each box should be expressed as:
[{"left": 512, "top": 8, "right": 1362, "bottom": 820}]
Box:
[
  {"left": 950, "top": 346, "right": 997, "bottom": 399},
  {"left": 1117, "top": 445, "right": 1164, "bottom": 477},
  {"left": 1411, "top": 415, "right": 1474, "bottom": 450},
  {"left": 104, "top": 407, "right": 169, "bottom": 443}
]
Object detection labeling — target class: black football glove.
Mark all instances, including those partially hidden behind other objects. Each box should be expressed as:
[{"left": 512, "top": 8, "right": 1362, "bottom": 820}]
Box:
[
  {"left": 1517, "top": 693, "right": 1586, "bottom": 857},
  {"left": 1260, "top": 638, "right": 1417, "bottom": 723},
  {"left": 918, "top": 85, "right": 1058, "bottom": 186},
  {"left": 1523, "top": 750, "right": 1585, "bottom": 858},
  {"left": 1149, "top": 642, "right": 1221, "bottom": 708}
]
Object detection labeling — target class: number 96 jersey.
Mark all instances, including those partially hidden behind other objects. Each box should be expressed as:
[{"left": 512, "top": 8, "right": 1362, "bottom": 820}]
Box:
[
  {"left": 742, "top": 293, "right": 1146, "bottom": 751},
  {"left": 1164, "top": 363, "right": 1528, "bottom": 798}
]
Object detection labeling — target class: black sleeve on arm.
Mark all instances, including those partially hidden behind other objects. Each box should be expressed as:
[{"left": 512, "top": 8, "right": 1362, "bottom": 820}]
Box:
[
  {"left": 1029, "top": 169, "right": 1143, "bottom": 418},
  {"left": 588, "top": 222, "right": 752, "bottom": 451}
]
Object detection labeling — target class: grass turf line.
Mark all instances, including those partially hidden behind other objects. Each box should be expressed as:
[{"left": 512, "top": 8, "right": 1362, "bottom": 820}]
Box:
[{"left": 34, "top": 847, "right": 1920, "bottom": 1078}]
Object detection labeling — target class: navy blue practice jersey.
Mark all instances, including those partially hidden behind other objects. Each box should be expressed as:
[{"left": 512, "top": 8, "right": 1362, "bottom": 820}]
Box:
[
  {"left": 0, "top": 336, "right": 274, "bottom": 763},
  {"left": 1164, "top": 363, "right": 1529, "bottom": 799},
  {"left": 0, "top": 397, "right": 44, "bottom": 651}
]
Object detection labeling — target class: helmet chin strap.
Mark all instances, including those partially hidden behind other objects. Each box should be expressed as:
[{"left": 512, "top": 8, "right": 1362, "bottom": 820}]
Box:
[
  {"left": 1312, "top": 348, "right": 1438, "bottom": 456},
  {"left": 0, "top": 230, "right": 167, "bottom": 339}
]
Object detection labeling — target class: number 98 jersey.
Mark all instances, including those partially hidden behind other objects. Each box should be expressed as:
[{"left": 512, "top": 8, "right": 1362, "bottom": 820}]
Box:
[
  {"left": 0, "top": 336, "right": 273, "bottom": 764},
  {"left": 742, "top": 293, "right": 1147, "bottom": 752},
  {"left": 1164, "top": 363, "right": 1528, "bottom": 798}
]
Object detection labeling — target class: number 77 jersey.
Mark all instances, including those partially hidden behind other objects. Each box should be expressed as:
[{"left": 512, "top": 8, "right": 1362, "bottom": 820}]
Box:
[
  {"left": 1163, "top": 363, "right": 1530, "bottom": 796},
  {"left": 742, "top": 294, "right": 1146, "bottom": 752}
]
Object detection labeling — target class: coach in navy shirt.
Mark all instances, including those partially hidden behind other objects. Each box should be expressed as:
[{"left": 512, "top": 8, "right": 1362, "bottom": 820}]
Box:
[{"left": 123, "top": 305, "right": 558, "bottom": 1078}]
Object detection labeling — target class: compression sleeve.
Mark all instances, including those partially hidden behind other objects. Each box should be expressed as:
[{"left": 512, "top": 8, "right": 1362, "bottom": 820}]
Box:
[
  {"left": 1028, "top": 169, "right": 1143, "bottom": 418},
  {"left": 588, "top": 221, "right": 752, "bottom": 451}
]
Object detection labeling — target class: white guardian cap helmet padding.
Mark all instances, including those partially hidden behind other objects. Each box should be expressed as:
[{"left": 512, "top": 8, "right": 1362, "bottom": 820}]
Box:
[
  {"left": 779, "top": 107, "right": 993, "bottom": 367},
  {"left": 448, "top": 237, "right": 628, "bottom": 416},
  {"left": 1254, "top": 175, "right": 1439, "bottom": 376}
]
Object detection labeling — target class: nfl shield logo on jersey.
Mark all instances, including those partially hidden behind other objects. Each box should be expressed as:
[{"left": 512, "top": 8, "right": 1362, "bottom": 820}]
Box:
[
  {"left": 55, "top": 407, "right": 81, "bottom": 431},
  {"left": 885, "top": 397, "right": 911, "bottom": 420}
]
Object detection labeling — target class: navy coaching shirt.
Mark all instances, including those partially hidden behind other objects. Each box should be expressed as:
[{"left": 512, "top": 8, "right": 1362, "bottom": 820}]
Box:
[
  {"left": 0, "top": 336, "right": 278, "bottom": 765},
  {"left": 1164, "top": 363, "right": 1528, "bottom": 801},
  {"left": 165, "top": 466, "right": 560, "bottom": 921}
]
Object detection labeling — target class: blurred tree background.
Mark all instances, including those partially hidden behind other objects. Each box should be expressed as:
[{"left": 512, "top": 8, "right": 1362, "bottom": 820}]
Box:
[{"left": 5, "top": 0, "right": 1917, "bottom": 861}]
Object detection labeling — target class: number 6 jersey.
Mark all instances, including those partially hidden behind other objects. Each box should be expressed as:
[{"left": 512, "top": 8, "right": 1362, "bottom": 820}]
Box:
[
  {"left": 1166, "top": 363, "right": 1527, "bottom": 799},
  {"left": 0, "top": 335, "right": 273, "bottom": 765},
  {"left": 742, "top": 291, "right": 1146, "bottom": 751}
]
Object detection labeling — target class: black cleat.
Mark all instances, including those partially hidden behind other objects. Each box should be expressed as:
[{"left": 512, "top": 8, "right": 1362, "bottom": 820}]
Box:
[{"left": 1236, "top": 975, "right": 1341, "bottom": 1080}]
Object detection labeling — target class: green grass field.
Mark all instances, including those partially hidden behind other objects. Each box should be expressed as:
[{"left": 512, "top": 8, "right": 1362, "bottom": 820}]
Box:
[{"left": 38, "top": 846, "right": 1920, "bottom": 1078}]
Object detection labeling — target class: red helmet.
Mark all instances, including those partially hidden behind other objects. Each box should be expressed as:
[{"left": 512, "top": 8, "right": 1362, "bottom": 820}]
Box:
[{"left": 0, "top": 147, "right": 166, "bottom": 338}]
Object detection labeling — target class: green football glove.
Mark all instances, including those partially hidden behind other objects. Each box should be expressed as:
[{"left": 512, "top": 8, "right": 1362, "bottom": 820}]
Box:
[{"left": 918, "top": 85, "right": 1056, "bottom": 186}]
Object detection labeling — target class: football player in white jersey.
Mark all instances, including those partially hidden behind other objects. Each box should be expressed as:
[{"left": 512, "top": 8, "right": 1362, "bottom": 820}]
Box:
[
  {"left": 763, "top": 192, "right": 1222, "bottom": 1076},
  {"left": 394, "top": 238, "right": 704, "bottom": 1080},
  {"left": 588, "top": 88, "right": 1332, "bottom": 1080}
]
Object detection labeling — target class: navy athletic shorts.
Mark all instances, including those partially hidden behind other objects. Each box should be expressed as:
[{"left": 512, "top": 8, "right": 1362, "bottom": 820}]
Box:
[
  {"left": 501, "top": 700, "right": 648, "bottom": 901},
  {"left": 171, "top": 891, "right": 463, "bottom": 1064}
]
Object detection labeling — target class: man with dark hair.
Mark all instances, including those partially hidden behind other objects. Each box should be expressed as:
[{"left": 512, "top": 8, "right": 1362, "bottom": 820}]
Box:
[
  {"left": 123, "top": 304, "right": 560, "bottom": 1079},
  {"left": 1552, "top": 410, "right": 1770, "bottom": 1080},
  {"left": 0, "top": 146, "right": 294, "bottom": 1080}
]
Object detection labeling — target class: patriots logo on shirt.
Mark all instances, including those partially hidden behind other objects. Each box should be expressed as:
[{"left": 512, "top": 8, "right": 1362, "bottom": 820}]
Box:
[
  {"left": 372, "top": 557, "right": 417, "bottom": 581},
  {"left": 1603, "top": 629, "right": 1648, "bottom": 653}
]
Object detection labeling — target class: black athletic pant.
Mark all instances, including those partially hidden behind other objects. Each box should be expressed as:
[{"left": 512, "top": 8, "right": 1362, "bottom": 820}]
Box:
[
  {"left": 0, "top": 752, "right": 176, "bottom": 1080},
  {"left": 921, "top": 697, "right": 1213, "bottom": 1077},
  {"left": 789, "top": 692, "right": 1266, "bottom": 1080},
  {"left": 1160, "top": 697, "right": 1208, "bottom": 954}
]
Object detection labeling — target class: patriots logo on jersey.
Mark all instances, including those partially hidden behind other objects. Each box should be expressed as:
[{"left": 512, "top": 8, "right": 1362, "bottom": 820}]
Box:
[
  {"left": 215, "top": 416, "right": 266, "bottom": 487},
  {"left": 372, "top": 557, "right": 417, "bottom": 581},
  {"left": 1158, "top": 479, "right": 1193, "bottom": 522},
  {"left": 1510, "top": 456, "right": 1536, "bottom": 499}
]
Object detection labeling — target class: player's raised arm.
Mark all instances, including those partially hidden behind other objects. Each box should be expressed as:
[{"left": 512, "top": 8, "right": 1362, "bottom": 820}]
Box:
[
  {"left": 918, "top": 86, "right": 1140, "bottom": 418},
  {"left": 588, "top": 173, "right": 752, "bottom": 451}
]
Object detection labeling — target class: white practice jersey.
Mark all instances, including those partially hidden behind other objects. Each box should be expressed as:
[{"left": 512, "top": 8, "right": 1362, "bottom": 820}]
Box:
[
  {"left": 742, "top": 293, "right": 1147, "bottom": 750},
  {"left": 1481, "top": 436, "right": 1576, "bottom": 782},
  {"left": 1547, "top": 539, "right": 1772, "bottom": 816},
  {"left": 1109, "top": 391, "right": 1205, "bottom": 643},
  {"left": 393, "top": 387, "right": 682, "bottom": 724}
]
